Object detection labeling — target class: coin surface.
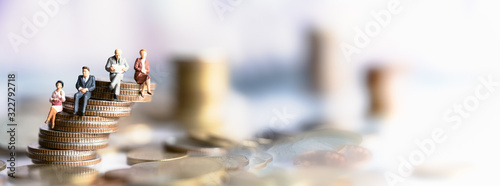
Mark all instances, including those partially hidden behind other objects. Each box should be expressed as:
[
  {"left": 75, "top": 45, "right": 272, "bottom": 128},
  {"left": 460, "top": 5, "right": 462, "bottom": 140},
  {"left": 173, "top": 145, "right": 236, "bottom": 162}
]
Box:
[
  {"left": 63, "top": 102, "right": 132, "bottom": 112},
  {"left": 27, "top": 142, "right": 96, "bottom": 157},
  {"left": 91, "top": 91, "right": 153, "bottom": 102},
  {"left": 127, "top": 147, "right": 188, "bottom": 165},
  {"left": 54, "top": 119, "right": 119, "bottom": 128},
  {"left": 32, "top": 155, "right": 102, "bottom": 166},
  {"left": 39, "top": 133, "right": 109, "bottom": 143},
  {"left": 66, "top": 96, "right": 133, "bottom": 107},
  {"left": 0, "top": 160, "right": 5, "bottom": 171},
  {"left": 293, "top": 150, "right": 346, "bottom": 167},
  {"left": 130, "top": 157, "right": 227, "bottom": 185},
  {"left": 55, "top": 112, "right": 119, "bottom": 122},
  {"left": 39, "top": 125, "right": 109, "bottom": 138},
  {"left": 94, "top": 86, "right": 155, "bottom": 96},
  {"left": 39, "top": 139, "right": 109, "bottom": 150},
  {"left": 63, "top": 107, "right": 131, "bottom": 117},
  {"left": 209, "top": 154, "right": 249, "bottom": 170},
  {"left": 339, "top": 145, "right": 371, "bottom": 168},
  {"left": 52, "top": 125, "right": 119, "bottom": 134},
  {"left": 8, "top": 164, "right": 99, "bottom": 185},
  {"left": 164, "top": 137, "right": 227, "bottom": 155},
  {"left": 95, "top": 80, "right": 156, "bottom": 90}
]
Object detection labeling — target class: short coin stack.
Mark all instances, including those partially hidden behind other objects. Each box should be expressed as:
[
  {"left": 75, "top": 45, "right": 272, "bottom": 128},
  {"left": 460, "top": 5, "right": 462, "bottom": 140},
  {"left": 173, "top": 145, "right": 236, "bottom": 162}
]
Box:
[{"left": 28, "top": 80, "right": 155, "bottom": 166}]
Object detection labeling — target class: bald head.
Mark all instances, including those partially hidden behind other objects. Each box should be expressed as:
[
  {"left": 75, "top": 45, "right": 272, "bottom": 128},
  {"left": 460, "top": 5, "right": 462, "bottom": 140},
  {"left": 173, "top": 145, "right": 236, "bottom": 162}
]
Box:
[{"left": 114, "top": 49, "right": 122, "bottom": 60}]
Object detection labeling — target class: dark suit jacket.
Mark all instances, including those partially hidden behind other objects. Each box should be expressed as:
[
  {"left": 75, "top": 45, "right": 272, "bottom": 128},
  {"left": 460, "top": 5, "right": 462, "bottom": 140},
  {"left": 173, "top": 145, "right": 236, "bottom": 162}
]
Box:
[{"left": 75, "top": 75, "right": 96, "bottom": 92}]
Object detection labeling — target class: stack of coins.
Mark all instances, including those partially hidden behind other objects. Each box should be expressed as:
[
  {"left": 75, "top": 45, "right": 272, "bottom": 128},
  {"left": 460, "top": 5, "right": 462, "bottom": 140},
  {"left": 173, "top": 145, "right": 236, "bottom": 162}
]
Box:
[
  {"left": 27, "top": 80, "right": 155, "bottom": 166},
  {"left": 174, "top": 56, "right": 229, "bottom": 144}
]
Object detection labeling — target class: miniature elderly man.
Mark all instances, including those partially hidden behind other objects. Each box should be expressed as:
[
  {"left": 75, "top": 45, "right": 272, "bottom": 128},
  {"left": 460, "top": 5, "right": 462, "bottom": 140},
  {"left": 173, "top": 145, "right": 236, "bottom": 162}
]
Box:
[{"left": 105, "top": 49, "right": 129, "bottom": 99}]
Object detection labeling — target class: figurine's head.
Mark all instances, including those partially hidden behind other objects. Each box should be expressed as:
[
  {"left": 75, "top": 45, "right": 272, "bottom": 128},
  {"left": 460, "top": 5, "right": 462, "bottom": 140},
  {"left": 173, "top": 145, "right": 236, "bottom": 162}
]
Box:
[
  {"left": 82, "top": 66, "right": 90, "bottom": 78},
  {"left": 115, "top": 49, "right": 122, "bottom": 60},
  {"left": 140, "top": 49, "right": 147, "bottom": 59},
  {"left": 56, "top": 80, "right": 64, "bottom": 89}
]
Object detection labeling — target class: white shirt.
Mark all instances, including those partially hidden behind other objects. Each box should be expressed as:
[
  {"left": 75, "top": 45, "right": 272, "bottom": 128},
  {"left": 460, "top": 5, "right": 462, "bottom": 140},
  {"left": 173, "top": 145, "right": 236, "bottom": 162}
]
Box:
[{"left": 79, "top": 76, "right": 89, "bottom": 91}]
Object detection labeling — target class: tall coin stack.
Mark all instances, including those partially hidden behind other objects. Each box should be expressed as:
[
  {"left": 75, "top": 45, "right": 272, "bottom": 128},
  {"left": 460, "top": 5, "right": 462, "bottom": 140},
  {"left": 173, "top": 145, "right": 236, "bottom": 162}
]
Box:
[
  {"left": 28, "top": 80, "right": 155, "bottom": 166},
  {"left": 174, "top": 56, "right": 229, "bottom": 144}
]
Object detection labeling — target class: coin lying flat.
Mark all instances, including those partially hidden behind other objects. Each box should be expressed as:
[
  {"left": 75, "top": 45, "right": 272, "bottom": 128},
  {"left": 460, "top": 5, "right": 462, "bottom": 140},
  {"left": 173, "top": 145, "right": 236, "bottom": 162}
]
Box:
[
  {"left": 95, "top": 80, "right": 156, "bottom": 90},
  {"left": 39, "top": 139, "right": 109, "bottom": 150},
  {"left": 39, "top": 133, "right": 109, "bottom": 143},
  {"left": 267, "top": 129, "right": 361, "bottom": 164},
  {"left": 0, "top": 160, "right": 5, "bottom": 171},
  {"left": 63, "top": 107, "right": 131, "bottom": 117},
  {"left": 164, "top": 137, "right": 227, "bottom": 155},
  {"left": 339, "top": 145, "right": 371, "bottom": 168},
  {"left": 63, "top": 102, "right": 132, "bottom": 112},
  {"left": 39, "top": 125, "right": 109, "bottom": 138},
  {"left": 94, "top": 87, "right": 155, "bottom": 96},
  {"left": 209, "top": 154, "right": 249, "bottom": 171},
  {"left": 55, "top": 112, "right": 119, "bottom": 122},
  {"left": 54, "top": 119, "right": 119, "bottom": 128},
  {"left": 293, "top": 150, "right": 346, "bottom": 167},
  {"left": 28, "top": 152, "right": 97, "bottom": 162},
  {"left": 130, "top": 157, "right": 227, "bottom": 185},
  {"left": 52, "top": 125, "right": 119, "bottom": 134},
  {"left": 91, "top": 91, "right": 153, "bottom": 102},
  {"left": 127, "top": 147, "right": 188, "bottom": 165},
  {"left": 8, "top": 165, "right": 99, "bottom": 185},
  {"left": 27, "top": 142, "right": 96, "bottom": 157},
  {"left": 32, "top": 155, "right": 102, "bottom": 166},
  {"left": 66, "top": 96, "right": 133, "bottom": 107}
]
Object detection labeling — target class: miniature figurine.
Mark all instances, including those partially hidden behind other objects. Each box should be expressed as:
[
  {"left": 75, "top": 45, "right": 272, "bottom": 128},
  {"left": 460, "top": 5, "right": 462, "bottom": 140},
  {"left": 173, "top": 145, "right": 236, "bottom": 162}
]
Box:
[
  {"left": 105, "top": 49, "right": 129, "bottom": 99},
  {"left": 44, "top": 80, "right": 65, "bottom": 129},
  {"left": 134, "top": 49, "right": 153, "bottom": 97},
  {"left": 74, "top": 66, "right": 96, "bottom": 116}
]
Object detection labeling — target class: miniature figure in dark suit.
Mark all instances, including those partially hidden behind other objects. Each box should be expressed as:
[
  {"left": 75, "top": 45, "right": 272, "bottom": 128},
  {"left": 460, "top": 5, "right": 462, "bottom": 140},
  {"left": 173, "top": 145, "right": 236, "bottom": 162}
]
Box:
[
  {"left": 45, "top": 80, "right": 65, "bottom": 129},
  {"left": 73, "top": 66, "right": 95, "bottom": 116},
  {"left": 134, "top": 49, "right": 153, "bottom": 97},
  {"left": 105, "top": 49, "right": 129, "bottom": 99}
]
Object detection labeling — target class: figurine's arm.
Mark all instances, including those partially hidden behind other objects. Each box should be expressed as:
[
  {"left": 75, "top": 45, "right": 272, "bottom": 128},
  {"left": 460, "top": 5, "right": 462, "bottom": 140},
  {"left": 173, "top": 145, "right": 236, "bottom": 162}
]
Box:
[
  {"left": 87, "top": 76, "right": 96, "bottom": 92},
  {"left": 105, "top": 57, "right": 113, "bottom": 72},
  {"left": 146, "top": 59, "right": 150, "bottom": 74},
  {"left": 123, "top": 58, "right": 129, "bottom": 72},
  {"left": 61, "top": 90, "right": 66, "bottom": 102},
  {"left": 134, "top": 59, "right": 141, "bottom": 71}
]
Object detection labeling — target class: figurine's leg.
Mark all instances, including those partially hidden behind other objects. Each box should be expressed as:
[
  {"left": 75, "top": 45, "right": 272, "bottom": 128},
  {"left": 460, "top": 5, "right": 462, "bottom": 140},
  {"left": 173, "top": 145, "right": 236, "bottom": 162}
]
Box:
[
  {"left": 45, "top": 107, "right": 52, "bottom": 123},
  {"left": 146, "top": 79, "right": 152, "bottom": 95},
  {"left": 50, "top": 107, "right": 57, "bottom": 128},
  {"left": 81, "top": 92, "right": 91, "bottom": 116},
  {"left": 109, "top": 73, "right": 117, "bottom": 90},
  {"left": 114, "top": 74, "right": 123, "bottom": 96},
  {"left": 74, "top": 92, "right": 83, "bottom": 114}
]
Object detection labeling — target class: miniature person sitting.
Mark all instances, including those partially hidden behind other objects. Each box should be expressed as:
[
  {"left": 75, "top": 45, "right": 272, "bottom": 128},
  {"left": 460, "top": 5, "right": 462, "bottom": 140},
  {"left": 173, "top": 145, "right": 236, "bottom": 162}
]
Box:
[
  {"left": 44, "top": 80, "right": 65, "bottom": 129},
  {"left": 73, "top": 66, "right": 95, "bottom": 116},
  {"left": 134, "top": 49, "right": 153, "bottom": 97},
  {"left": 105, "top": 49, "right": 129, "bottom": 99}
]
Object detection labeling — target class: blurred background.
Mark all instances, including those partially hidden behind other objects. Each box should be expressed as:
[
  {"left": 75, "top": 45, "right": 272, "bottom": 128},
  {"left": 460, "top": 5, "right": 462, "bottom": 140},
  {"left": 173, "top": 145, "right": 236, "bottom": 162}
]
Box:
[{"left": 2, "top": 0, "right": 500, "bottom": 185}]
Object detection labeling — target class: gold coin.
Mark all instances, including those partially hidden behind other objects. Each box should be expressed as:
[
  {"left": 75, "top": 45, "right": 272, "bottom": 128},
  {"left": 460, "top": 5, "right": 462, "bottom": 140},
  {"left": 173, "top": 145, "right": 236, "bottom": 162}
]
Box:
[
  {"left": 0, "top": 160, "right": 5, "bottom": 171},
  {"left": 127, "top": 147, "right": 187, "bottom": 165},
  {"left": 131, "top": 157, "right": 227, "bottom": 185}
]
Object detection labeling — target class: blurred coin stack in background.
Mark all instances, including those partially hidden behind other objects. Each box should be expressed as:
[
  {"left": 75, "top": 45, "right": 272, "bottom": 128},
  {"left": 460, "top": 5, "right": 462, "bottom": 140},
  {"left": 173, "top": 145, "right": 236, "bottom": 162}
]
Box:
[
  {"left": 26, "top": 80, "right": 155, "bottom": 166},
  {"left": 174, "top": 55, "right": 230, "bottom": 145}
]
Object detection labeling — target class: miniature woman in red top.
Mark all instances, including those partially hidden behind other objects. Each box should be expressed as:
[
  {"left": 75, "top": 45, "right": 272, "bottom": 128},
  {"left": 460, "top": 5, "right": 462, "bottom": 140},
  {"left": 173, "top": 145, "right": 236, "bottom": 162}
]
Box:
[{"left": 134, "top": 49, "right": 153, "bottom": 97}]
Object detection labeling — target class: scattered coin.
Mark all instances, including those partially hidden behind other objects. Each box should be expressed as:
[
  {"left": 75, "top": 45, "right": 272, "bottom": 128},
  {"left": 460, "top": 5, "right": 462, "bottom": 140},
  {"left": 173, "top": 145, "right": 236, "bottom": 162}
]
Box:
[
  {"left": 209, "top": 154, "right": 249, "bottom": 170},
  {"left": 293, "top": 150, "right": 346, "bottom": 167},
  {"left": 164, "top": 137, "right": 227, "bottom": 155},
  {"left": 0, "top": 160, "right": 5, "bottom": 171},
  {"left": 127, "top": 147, "right": 188, "bottom": 165}
]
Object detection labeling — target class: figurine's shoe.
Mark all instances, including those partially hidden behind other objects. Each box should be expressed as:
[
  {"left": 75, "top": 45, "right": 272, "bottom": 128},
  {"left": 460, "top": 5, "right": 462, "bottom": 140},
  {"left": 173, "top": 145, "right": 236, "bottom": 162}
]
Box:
[
  {"left": 44, "top": 120, "right": 49, "bottom": 124},
  {"left": 140, "top": 92, "right": 144, "bottom": 98},
  {"left": 114, "top": 94, "right": 118, "bottom": 99},
  {"left": 72, "top": 111, "right": 78, "bottom": 115},
  {"left": 147, "top": 91, "right": 153, "bottom": 95}
]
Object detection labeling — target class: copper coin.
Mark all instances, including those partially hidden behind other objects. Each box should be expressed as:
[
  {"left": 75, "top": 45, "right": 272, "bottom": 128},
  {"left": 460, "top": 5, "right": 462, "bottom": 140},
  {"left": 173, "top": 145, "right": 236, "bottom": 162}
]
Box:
[
  {"left": 95, "top": 80, "right": 156, "bottom": 90},
  {"left": 56, "top": 112, "right": 119, "bottom": 122},
  {"left": 91, "top": 91, "right": 153, "bottom": 102},
  {"left": 39, "top": 139, "right": 109, "bottom": 150},
  {"left": 32, "top": 155, "right": 102, "bottom": 166},
  {"left": 293, "top": 150, "right": 346, "bottom": 167},
  {"left": 27, "top": 142, "right": 96, "bottom": 156}
]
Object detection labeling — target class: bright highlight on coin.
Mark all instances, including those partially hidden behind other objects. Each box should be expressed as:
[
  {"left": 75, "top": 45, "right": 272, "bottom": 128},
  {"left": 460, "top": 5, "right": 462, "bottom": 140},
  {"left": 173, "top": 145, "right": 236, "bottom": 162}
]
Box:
[{"left": 127, "top": 147, "right": 188, "bottom": 165}]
